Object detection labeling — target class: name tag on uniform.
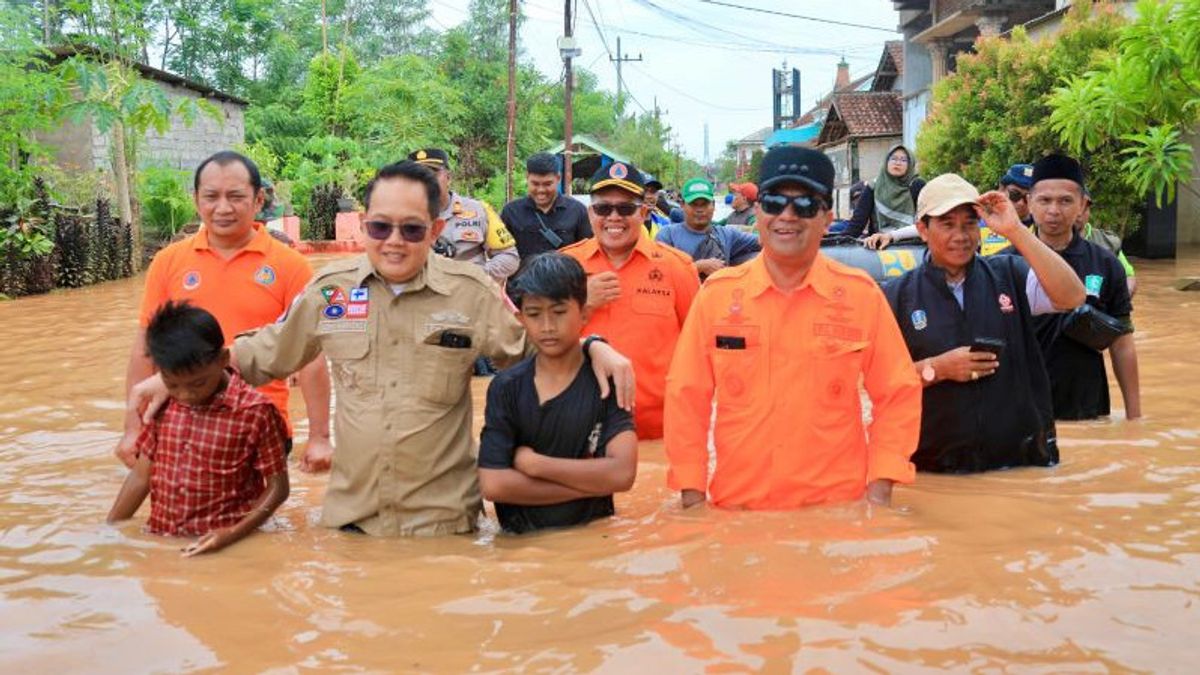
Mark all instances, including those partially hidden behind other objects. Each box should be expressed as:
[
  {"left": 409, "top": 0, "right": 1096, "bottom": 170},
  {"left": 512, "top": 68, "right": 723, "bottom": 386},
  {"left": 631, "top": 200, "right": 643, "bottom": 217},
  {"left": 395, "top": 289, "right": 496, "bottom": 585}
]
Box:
[
  {"left": 716, "top": 335, "right": 746, "bottom": 350},
  {"left": 319, "top": 319, "right": 368, "bottom": 333}
]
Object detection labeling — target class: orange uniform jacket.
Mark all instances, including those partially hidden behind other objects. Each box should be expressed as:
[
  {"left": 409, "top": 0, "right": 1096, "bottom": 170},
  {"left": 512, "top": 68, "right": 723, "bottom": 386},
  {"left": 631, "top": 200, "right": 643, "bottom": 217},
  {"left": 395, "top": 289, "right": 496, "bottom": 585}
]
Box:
[
  {"left": 562, "top": 232, "right": 699, "bottom": 439},
  {"left": 664, "top": 254, "right": 921, "bottom": 508},
  {"left": 139, "top": 224, "right": 314, "bottom": 431}
]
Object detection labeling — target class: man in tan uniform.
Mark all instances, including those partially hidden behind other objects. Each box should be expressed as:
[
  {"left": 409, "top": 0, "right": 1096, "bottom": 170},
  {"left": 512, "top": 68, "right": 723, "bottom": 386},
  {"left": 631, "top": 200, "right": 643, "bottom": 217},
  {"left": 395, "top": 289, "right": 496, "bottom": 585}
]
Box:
[
  {"left": 408, "top": 148, "right": 520, "bottom": 284},
  {"left": 128, "top": 161, "right": 637, "bottom": 537}
]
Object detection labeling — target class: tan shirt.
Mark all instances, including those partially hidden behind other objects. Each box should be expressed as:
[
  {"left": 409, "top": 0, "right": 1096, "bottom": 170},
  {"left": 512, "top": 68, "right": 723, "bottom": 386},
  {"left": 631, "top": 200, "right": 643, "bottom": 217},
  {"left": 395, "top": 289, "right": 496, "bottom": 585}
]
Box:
[
  {"left": 440, "top": 192, "right": 520, "bottom": 283},
  {"left": 234, "top": 254, "right": 525, "bottom": 536}
]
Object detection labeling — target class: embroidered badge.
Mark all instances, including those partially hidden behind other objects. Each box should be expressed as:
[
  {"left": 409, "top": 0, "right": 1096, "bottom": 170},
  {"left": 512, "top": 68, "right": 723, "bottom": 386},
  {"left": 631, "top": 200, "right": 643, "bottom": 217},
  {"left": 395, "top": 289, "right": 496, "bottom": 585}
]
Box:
[
  {"left": 254, "top": 265, "right": 276, "bottom": 286},
  {"left": 998, "top": 293, "right": 1014, "bottom": 314},
  {"left": 347, "top": 302, "right": 368, "bottom": 318},
  {"left": 726, "top": 288, "right": 746, "bottom": 324},
  {"left": 182, "top": 270, "right": 201, "bottom": 291},
  {"left": 648, "top": 268, "right": 664, "bottom": 282},
  {"left": 609, "top": 163, "right": 628, "bottom": 179},
  {"left": 1085, "top": 274, "right": 1104, "bottom": 297},
  {"left": 349, "top": 287, "right": 369, "bottom": 303},
  {"left": 321, "top": 285, "right": 347, "bottom": 306},
  {"left": 457, "top": 228, "right": 481, "bottom": 242},
  {"left": 323, "top": 304, "right": 346, "bottom": 320},
  {"left": 911, "top": 309, "right": 928, "bottom": 330}
]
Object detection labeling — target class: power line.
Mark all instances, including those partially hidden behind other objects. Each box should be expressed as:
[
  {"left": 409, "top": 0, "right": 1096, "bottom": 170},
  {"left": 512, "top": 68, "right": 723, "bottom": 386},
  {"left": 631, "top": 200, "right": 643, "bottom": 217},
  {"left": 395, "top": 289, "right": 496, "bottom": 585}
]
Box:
[
  {"left": 581, "top": 0, "right": 614, "bottom": 60},
  {"left": 698, "top": 0, "right": 899, "bottom": 34},
  {"left": 627, "top": 62, "right": 764, "bottom": 114},
  {"left": 630, "top": 0, "right": 813, "bottom": 53}
]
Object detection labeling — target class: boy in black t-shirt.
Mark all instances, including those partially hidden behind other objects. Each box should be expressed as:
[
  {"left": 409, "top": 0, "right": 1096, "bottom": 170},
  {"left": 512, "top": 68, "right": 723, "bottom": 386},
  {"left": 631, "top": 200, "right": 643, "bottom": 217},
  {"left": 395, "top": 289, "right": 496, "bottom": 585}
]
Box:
[{"left": 478, "top": 253, "right": 638, "bottom": 534}]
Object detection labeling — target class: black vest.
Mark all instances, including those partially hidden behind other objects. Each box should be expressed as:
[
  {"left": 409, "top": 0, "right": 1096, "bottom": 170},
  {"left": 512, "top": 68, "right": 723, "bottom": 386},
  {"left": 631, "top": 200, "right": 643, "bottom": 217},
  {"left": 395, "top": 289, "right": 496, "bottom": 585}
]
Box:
[
  {"left": 884, "top": 255, "right": 1058, "bottom": 472},
  {"left": 1016, "top": 234, "right": 1132, "bottom": 420}
]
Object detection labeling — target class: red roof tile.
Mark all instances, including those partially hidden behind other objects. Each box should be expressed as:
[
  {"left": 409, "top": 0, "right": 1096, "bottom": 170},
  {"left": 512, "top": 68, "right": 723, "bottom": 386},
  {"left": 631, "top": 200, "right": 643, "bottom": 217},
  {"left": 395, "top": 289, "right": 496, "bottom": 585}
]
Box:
[{"left": 818, "top": 92, "right": 903, "bottom": 144}]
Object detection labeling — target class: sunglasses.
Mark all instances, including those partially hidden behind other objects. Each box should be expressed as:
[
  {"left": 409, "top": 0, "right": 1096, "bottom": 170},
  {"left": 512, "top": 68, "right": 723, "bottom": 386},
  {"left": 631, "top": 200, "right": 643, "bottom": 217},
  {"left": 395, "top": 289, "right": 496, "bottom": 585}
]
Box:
[
  {"left": 364, "top": 221, "right": 428, "bottom": 242},
  {"left": 759, "top": 193, "right": 827, "bottom": 218},
  {"left": 1006, "top": 189, "right": 1028, "bottom": 203},
  {"left": 591, "top": 201, "right": 642, "bottom": 217}
]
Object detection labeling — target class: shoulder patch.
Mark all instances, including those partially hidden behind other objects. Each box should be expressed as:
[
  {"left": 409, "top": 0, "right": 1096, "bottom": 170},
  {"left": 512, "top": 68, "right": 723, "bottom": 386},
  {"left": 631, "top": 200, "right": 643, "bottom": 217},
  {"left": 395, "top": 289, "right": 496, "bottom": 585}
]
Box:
[{"left": 312, "top": 256, "right": 364, "bottom": 281}]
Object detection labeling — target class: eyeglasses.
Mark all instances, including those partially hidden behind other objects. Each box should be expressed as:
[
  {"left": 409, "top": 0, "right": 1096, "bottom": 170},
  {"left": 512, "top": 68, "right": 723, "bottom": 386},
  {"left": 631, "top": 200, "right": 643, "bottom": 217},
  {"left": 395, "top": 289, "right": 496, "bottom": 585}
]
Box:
[
  {"left": 1006, "top": 189, "right": 1028, "bottom": 203},
  {"left": 591, "top": 202, "right": 642, "bottom": 217},
  {"left": 364, "top": 221, "right": 429, "bottom": 242},
  {"left": 759, "top": 193, "right": 827, "bottom": 218}
]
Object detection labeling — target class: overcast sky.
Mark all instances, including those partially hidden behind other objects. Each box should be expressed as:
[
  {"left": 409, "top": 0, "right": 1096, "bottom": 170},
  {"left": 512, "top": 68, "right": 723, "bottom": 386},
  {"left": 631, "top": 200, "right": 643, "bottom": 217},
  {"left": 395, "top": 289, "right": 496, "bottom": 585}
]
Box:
[{"left": 427, "top": 0, "right": 901, "bottom": 162}]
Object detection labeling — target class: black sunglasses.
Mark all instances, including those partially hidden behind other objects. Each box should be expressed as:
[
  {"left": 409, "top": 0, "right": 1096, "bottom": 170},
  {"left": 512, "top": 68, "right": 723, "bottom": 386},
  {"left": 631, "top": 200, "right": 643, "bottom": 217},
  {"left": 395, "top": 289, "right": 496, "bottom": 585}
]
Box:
[
  {"left": 591, "top": 201, "right": 642, "bottom": 217},
  {"left": 364, "top": 221, "right": 428, "bottom": 243},
  {"left": 759, "top": 193, "right": 827, "bottom": 218},
  {"left": 1006, "top": 188, "right": 1028, "bottom": 203}
]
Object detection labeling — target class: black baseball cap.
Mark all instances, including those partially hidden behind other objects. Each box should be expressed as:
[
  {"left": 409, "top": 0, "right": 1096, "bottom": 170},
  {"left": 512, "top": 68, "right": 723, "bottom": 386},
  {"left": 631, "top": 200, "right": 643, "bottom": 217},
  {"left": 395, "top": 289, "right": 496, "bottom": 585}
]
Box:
[
  {"left": 643, "top": 174, "right": 663, "bottom": 190},
  {"left": 757, "top": 146, "right": 834, "bottom": 199},
  {"left": 408, "top": 148, "right": 451, "bottom": 170},
  {"left": 589, "top": 161, "right": 646, "bottom": 197}
]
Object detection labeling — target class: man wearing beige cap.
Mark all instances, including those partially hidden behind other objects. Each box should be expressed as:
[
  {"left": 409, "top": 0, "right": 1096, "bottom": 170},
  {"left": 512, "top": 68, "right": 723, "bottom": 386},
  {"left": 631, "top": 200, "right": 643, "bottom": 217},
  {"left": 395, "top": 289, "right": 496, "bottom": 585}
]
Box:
[{"left": 883, "top": 174, "right": 1085, "bottom": 473}]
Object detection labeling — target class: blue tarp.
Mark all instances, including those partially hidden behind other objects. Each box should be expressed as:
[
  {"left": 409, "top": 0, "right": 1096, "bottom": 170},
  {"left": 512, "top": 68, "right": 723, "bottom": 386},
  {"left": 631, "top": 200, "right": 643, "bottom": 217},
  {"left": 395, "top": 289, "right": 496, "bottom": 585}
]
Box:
[{"left": 765, "top": 124, "right": 820, "bottom": 148}]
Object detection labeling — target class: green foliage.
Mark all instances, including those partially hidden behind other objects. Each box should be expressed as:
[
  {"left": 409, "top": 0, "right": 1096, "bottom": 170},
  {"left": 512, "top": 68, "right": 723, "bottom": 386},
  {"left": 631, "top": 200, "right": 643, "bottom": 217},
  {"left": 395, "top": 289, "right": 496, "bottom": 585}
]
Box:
[
  {"left": 0, "top": 6, "right": 69, "bottom": 205},
  {"left": 138, "top": 166, "right": 195, "bottom": 242},
  {"left": 301, "top": 48, "right": 360, "bottom": 136},
  {"left": 1049, "top": 0, "right": 1200, "bottom": 206},
  {"left": 918, "top": 3, "right": 1139, "bottom": 233}
]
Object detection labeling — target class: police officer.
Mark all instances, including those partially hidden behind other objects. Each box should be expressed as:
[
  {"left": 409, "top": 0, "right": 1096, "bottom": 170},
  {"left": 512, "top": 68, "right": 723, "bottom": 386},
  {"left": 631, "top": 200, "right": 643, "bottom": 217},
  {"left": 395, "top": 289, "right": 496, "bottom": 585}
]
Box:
[
  {"left": 884, "top": 173, "right": 1085, "bottom": 473},
  {"left": 1019, "top": 154, "right": 1140, "bottom": 421},
  {"left": 129, "top": 161, "right": 637, "bottom": 537},
  {"left": 408, "top": 148, "right": 520, "bottom": 284}
]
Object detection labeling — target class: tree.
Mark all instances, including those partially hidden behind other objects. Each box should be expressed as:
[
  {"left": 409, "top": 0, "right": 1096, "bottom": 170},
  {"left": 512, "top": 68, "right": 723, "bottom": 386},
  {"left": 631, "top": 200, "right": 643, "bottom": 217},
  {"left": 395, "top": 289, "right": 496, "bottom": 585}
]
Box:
[
  {"left": 1048, "top": 0, "right": 1200, "bottom": 206},
  {"left": 917, "top": 2, "right": 1138, "bottom": 233}
]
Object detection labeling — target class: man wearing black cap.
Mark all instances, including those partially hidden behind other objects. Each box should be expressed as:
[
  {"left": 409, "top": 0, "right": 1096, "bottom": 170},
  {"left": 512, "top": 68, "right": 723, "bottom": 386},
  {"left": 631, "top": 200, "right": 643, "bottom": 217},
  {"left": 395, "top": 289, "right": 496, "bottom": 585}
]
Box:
[
  {"left": 1019, "top": 154, "right": 1141, "bottom": 420},
  {"left": 561, "top": 161, "right": 699, "bottom": 439},
  {"left": 408, "top": 148, "right": 520, "bottom": 284},
  {"left": 663, "top": 146, "right": 923, "bottom": 510},
  {"left": 980, "top": 163, "right": 1037, "bottom": 256},
  {"left": 642, "top": 174, "right": 670, "bottom": 236},
  {"left": 500, "top": 152, "right": 593, "bottom": 259}
]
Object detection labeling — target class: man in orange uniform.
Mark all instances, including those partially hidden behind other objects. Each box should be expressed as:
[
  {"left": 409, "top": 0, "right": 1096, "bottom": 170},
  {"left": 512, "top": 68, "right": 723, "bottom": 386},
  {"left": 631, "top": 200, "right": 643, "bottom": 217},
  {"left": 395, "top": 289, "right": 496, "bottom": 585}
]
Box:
[
  {"left": 116, "top": 151, "right": 333, "bottom": 472},
  {"left": 664, "top": 147, "right": 921, "bottom": 509},
  {"left": 562, "top": 162, "right": 699, "bottom": 439}
]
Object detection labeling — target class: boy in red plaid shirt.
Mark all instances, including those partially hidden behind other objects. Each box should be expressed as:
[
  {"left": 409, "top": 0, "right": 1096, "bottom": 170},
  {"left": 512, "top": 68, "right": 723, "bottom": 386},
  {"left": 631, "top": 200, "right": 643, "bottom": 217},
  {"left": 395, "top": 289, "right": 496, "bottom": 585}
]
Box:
[{"left": 108, "top": 301, "right": 289, "bottom": 556}]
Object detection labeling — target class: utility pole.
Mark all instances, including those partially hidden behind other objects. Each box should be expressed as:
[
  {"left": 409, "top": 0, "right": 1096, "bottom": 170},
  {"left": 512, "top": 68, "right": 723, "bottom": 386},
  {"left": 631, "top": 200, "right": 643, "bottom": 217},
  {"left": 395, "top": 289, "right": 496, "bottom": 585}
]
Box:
[
  {"left": 505, "top": 0, "right": 518, "bottom": 201},
  {"left": 563, "top": 0, "right": 574, "bottom": 195},
  {"left": 321, "top": 0, "right": 329, "bottom": 53},
  {"left": 610, "top": 36, "right": 643, "bottom": 114}
]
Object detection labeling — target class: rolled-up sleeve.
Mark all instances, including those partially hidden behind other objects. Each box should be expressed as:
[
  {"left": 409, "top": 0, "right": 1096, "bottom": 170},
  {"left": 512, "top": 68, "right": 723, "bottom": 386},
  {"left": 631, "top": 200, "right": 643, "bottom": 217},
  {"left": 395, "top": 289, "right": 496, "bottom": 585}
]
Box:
[
  {"left": 861, "top": 288, "right": 921, "bottom": 485},
  {"left": 663, "top": 291, "right": 715, "bottom": 493}
]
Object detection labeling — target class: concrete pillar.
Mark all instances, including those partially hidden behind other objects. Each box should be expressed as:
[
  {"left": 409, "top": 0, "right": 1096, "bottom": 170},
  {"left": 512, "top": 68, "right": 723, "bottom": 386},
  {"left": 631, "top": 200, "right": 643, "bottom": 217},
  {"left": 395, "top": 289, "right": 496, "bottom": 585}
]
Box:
[
  {"left": 976, "top": 13, "right": 1007, "bottom": 39},
  {"left": 928, "top": 40, "right": 952, "bottom": 84}
]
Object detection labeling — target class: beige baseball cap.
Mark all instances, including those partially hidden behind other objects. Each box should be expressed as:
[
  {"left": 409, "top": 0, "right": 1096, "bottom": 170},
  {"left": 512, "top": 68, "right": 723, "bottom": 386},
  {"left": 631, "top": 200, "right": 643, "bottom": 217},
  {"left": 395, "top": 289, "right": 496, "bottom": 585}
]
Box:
[{"left": 917, "top": 173, "right": 980, "bottom": 220}]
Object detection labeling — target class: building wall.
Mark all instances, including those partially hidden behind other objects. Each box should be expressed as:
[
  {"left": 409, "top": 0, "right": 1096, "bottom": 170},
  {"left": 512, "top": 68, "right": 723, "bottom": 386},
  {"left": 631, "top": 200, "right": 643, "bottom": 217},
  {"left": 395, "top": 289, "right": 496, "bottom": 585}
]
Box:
[
  {"left": 1179, "top": 130, "right": 1200, "bottom": 246},
  {"left": 141, "top": 82, "right": 245, "bottom": 172},
  {"left": 35, "top": 116, "right": 95, "bottom": 172},
  {"left": 39, "top": 77, "right": 246, "bottom": 176},
  {"left": 823, "top": 141, "right": 852, "bottom": 218}
]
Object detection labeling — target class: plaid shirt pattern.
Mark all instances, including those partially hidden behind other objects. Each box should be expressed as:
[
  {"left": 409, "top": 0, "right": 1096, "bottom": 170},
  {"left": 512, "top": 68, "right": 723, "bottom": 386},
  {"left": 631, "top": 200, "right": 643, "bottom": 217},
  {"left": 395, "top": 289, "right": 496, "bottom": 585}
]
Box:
[{"left": 136, "top": 371, "right": 288, "bottom": 536}]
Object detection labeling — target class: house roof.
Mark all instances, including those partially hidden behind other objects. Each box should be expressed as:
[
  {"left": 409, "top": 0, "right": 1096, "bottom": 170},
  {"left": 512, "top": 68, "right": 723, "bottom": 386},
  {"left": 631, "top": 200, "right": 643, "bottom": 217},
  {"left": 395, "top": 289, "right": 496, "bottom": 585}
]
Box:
[
  {"left": 546, "top": 134, "right": 632, "bottom": 165},
  {"left": 817, "top": 91, "right": 903, "bottom": 145},
  {"left": 794, "top": 72, "right": 873, "bottom": 126},
  {"left": 871, "top": 41, "right": 905, "bottom": 91},
  {"left": 765, "top": 124, "right": 821, "bottom": 148},
  {"left": 735, "top": 126, "right": 774, "bottom": 145},
  {"left": 47, "top": 44, "right": 249, "bottom": 106}
]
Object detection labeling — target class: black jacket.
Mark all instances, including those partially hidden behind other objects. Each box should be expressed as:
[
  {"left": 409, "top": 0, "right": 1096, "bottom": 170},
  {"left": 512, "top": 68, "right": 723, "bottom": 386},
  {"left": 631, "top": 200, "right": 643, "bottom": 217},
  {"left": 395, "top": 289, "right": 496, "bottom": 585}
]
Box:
[{"left": 884, "top": 254, "right": 1057, "bottom": 472}]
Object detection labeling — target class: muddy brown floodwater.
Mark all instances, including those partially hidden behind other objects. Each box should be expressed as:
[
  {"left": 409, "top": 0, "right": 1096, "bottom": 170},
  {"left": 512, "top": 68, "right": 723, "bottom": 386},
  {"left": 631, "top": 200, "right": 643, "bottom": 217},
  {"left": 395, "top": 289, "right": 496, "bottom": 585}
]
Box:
[{"left": 1, "top": 251, "right": 1199, "bottom": 673}]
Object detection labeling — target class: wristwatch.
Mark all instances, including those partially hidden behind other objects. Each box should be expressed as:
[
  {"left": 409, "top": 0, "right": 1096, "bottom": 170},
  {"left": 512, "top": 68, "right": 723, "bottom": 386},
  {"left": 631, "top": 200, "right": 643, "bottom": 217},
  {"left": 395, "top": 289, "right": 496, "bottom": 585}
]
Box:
[
  {"left": 582, "top": 334, "right": 608, "bottom": 357},
  {"left": 921, "top": 360, "right": 937, "bottom": 384}
]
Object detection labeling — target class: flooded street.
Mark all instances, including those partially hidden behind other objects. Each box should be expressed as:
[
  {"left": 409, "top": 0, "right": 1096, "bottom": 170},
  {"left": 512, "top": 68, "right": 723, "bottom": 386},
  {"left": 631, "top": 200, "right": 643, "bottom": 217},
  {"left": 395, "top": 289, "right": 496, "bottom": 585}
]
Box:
[{"left": 2, "top": 252, "right": 1199, "bottom": 672}]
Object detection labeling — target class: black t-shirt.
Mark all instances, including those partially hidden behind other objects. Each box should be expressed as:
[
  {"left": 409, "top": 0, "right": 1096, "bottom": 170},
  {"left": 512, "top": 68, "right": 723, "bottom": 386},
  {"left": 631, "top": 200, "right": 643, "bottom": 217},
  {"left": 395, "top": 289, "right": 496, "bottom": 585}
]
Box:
[
  {"left": 1017, "top": 234, "right": 1132, "bottom": 420},
  {"left": 884, "top": 254, "right": 1058, "bottom": 472},
  {"left": 499, "top": 194, "right": 593, "bottom": 259},
  {"left": 478, "top": 356, "right": 634, "bottom": 534}
]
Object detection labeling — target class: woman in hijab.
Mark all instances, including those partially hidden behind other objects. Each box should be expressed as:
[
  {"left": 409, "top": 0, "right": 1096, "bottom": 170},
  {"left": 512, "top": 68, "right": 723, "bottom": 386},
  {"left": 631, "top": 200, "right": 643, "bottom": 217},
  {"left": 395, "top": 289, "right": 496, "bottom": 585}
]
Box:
[{"left": 844, "top": 145, "right": 925, "bottom": 249}]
